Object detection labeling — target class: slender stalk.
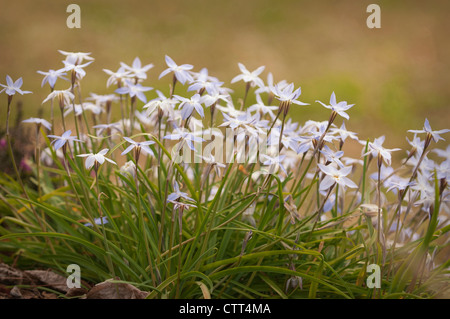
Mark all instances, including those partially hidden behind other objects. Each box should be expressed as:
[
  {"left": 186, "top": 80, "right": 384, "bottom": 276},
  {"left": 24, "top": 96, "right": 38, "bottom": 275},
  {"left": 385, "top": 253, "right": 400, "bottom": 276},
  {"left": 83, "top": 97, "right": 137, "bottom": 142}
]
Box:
[
  {"left": 94, "top": 166, "right": 115, "bottom": 277},
  {"left": 134, "top": 153, "right": 157, "bottom": 286},
  {"left": 4, "top": 97, "right": 46, "bottom": 234}
]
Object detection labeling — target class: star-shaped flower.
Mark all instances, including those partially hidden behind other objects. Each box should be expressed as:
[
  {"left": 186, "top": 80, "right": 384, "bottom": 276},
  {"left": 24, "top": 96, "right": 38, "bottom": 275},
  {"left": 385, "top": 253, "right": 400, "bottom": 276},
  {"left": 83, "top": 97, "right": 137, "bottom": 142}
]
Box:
[
  {"left": 163, "top": 128, "right": 205, "bottom": 151},
  {"left": 167, "top": 181, "right": 194, "bottom": 202},
  {"left": 174, "top": 93, "right": 205, "bottom": 119},
  {"left": 408, "top": 118, "right": 450, "bottom": 143},
  {"left": 270, "top": 82, "right": 308, "bottom": 106},
  {"left": 316, "top": 92, "right": 355, "bottom": 120},
  {"left": 115, "top": 80, "right": 153, "bottom": 103},
  {"left": 47, "top": 130, "right": 82, "bottom": 151},
  {"left": 0, "top": 76, "right": 32, "bottom": 96},
  {"left": 37, "top": 69, "right": 68, "bottom": 89},
  {"left": 318, "top": 163, "right": 357, "bottom": 191},
  {"left": 231, "top": 63, "right": 265, "bottom": 88},
  {"left": 63, "top": 55, "right": 93, "bottom": 81},
  {"left": 121, "top": 137, "right": 155, "bottom": 156},
  {"left": 120, "top": 57, "right": 154, "bottom": 81},
  {"left": 77, "top": 148, "right": 117, "bottom": 170},
  {"left": 159, "top": 55, "right": 194, "bottom": 85},
  {"left": 363, "top": 136, "right": 401, "bottom": 166}
]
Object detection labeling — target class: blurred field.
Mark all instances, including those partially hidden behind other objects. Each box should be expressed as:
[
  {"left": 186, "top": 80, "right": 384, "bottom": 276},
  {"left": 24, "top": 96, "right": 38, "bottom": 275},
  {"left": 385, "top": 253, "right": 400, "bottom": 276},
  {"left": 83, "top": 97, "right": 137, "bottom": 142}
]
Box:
[{"left": 0, "top": 0, "right": 449, "bottom": 150}]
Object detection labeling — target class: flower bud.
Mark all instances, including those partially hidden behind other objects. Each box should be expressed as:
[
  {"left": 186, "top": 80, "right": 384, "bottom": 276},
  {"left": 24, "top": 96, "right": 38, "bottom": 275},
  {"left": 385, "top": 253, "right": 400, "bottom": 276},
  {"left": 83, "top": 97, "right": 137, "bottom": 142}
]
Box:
[{"left": 120, "top": 160, "right": 136, "bottom": 179}]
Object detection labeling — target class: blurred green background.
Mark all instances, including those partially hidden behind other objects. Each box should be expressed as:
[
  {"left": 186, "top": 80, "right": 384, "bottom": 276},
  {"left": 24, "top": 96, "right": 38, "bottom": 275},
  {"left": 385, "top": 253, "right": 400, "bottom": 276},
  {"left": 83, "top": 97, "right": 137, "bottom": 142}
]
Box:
[{"left": 0, "top": 0, "right": 449, "bottom": 149}]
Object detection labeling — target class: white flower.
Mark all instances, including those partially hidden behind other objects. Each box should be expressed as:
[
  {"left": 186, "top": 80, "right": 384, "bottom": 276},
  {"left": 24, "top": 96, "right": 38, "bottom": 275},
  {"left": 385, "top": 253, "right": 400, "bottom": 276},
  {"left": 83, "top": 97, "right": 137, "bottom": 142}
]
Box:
[
  {"left": 47, "top": 130, "right": 82, "bottom": 151},
  {"left": 320, "top": 145, "right": 345, "bottom": 167},
  {"left": 434, "top": 145, "right": 450, "bottom": 160},
  {"left": 103, "top": 66, "right": 132, "bottom": 87},
  {"left": 231, "top": 63, "right": 265, "bottom": 88},
  {"left": 268, "top": 128, "right": 299, "bottom": 152},
  {"left": 408, "top": 118, "right": 450, "bottom": 143},
  {"left": 261, "top": 154, "right": 287, "bottom": 175},
  {"left": 22, "top": 117, "right": 52, "bottom": 131},
  {"left": 174, "top": 93, "right": 205, "bottom": 119},
  {"left": 188, "top": 67, "right": 223, "bottom": 94},
  {"left": 167, "top": 181, "right": 194, "bottom": 202},
  {"left": 42, "top": 89, "right": 75, "bottom": 105},
  {"left": 58, "top": 50, "right": 94, "bottom": 64},
  {"left": 316, "top": 92, "right": 355, "bottom": 120},
  {"left": 77, "top": 148, "right": 117, "bottom": 170},
  {"left": 168, "top": 200, "right": 197, "bottom": 211},
  {"left": 37, "top": 69, "right": 68, "bottom": 89},
  {"left": 0, "top": 75, "right": 32, "bottom": 96},
  {"left": 201, "top": 88, "right": 230, "bottom": 108},
  {"left": 62, "top": 55, "right": 93, "bottom": 81},
  {"left": 318, "top": 163, "right": 357, "bottom": 191},
  {"left": 270, "top": 82, "right": 308, "bottom": 106},
  {"left": 87, "top": 93, "right": 119, "bottom": 107},
  {"left": 143, "top": 90, "right": 178, "bottom": 118},
  {"left": 247, "top": 94, "right": 278, "bottom": 118},
  {"left": 41, "top": 147, "right": 63, "bottom": 166},
  {"left": 120, "top": 57, "right": 154, "bottom": 80},
  {"left": 164, "top": 128, "right": 204, "bottom": 151},
  {"left": 363, "top": 136, "right": 401, "bottom": 166},
  {"left": 121, "top": 137, "right": 155, "bottom": 156},
  {"left": 159, "top": 55, "right": 194, "bottom": 85},
  {"left": 330, "top": 122, "right": 359, "bottom": 142},
  {"left": 93, "top": 122, "right": 123, "bottom": 136},
  {"left": 64, "top": 103, "right": 104, "bottom": 117},
  {"left": 115, "top": 80, "right": 153, "bottom": 103},
  {"left": 198, "top": 154, "right": 226, "bottom": 177},
  {"left": 120, "top": 160, "right": 136, "bottom": 179}
]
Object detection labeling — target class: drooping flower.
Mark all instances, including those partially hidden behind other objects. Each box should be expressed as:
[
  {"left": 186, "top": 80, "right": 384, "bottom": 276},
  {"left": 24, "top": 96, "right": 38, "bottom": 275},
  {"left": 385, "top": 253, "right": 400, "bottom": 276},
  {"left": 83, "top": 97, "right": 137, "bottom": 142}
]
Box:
[
  {"left": 198, "top": 154, "right": 226, "bottom": 177},
  {"left": 93, "top": 122, "right": 123, "bottom": 136},
  {"left": 42, "top": 89, "right": 75, "bottom": 106},
  {"left": 58, "top": 50, "right": 94, "bottom": 64},
  {"left": 64, "top": 103, "right": 104, "bottom": 117},
  {"left": 22, "top": 117, "right": 52, "bottom": 131}
]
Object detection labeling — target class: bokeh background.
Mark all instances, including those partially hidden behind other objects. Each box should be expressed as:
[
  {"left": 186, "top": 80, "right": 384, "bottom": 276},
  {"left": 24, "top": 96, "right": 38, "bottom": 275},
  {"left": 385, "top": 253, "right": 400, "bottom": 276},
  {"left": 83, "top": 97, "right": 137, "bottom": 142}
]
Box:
[{"left": 0, "top": 0, "right": 449, "bottom": 149}]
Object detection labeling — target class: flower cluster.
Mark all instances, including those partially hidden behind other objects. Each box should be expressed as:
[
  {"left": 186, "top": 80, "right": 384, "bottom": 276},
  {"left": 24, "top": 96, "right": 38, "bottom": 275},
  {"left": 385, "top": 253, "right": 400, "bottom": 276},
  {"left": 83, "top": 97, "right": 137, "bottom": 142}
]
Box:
[{"left": 2, "top": 50, "right": 449, "bottom": 250}]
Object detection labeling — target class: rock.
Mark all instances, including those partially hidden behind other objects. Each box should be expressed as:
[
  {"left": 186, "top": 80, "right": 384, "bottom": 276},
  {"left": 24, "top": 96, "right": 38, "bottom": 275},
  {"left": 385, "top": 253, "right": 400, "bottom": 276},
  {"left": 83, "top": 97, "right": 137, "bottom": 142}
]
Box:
[
  {"left": 86, "top": 279, "right": 149, "bottom": 299},
  {"left": 24, "top": 269, "right": 70, "bottom": 293}
]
